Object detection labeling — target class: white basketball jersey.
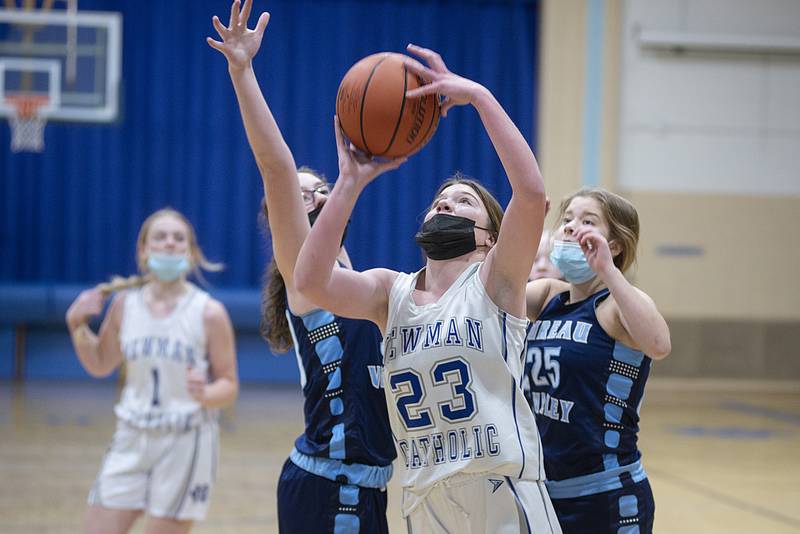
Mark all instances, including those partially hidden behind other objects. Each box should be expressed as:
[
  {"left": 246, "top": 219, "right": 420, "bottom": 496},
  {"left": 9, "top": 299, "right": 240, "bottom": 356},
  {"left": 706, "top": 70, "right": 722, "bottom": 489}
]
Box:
[
  {"left": 383, "top": 262, "right": 545, "bottom": 513},
  {"left": 116, "top": 284, "right": 216, "bottom": 430}
]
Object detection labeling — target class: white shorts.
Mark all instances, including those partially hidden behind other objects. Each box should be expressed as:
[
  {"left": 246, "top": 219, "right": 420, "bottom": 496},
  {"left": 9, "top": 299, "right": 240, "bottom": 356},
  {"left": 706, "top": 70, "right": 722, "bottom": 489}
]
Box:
[
  {"left": 405, "top": 473, "right": 562, "bottom": 534},
  {"left": 88, "top": 419, "right": 219, "bottom": 521}
]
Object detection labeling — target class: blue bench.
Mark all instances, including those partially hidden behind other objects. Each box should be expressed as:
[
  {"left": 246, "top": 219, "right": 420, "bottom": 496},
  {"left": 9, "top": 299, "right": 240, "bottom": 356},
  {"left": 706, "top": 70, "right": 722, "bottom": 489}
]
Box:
[{"left": 0, "top": 284, "right": 300, "bottom": 383}]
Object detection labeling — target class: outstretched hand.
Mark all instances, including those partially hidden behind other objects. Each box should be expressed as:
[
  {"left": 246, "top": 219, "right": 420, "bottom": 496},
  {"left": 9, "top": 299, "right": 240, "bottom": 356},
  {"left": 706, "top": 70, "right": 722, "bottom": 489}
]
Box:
[
  {"left": 403, "top": 43, "right": 484, "bottom": 117},
  {"left": 334, "top": 116, "right": 407, "bottom": 189},
  {"left": 207, "top": 0, "right": 270, "bottom": 70}
]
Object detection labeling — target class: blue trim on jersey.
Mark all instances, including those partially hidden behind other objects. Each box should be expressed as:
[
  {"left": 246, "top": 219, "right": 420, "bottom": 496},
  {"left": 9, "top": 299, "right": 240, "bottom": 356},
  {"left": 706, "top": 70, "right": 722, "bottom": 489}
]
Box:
[
  {"left": 501, "top": 312, "right": 508, "bottom": 362},
  {"left": 619, "top": 494, "right": 638, "bottom": 517},
  {"left": 340, "top": 484, "right": 359, "bottom": 505},
  {"left": 328, "top": 367, "right": 342, "bottom": 389},
  {"left": 546, "top": 460, "right": 647, "bottom": 499},
  {"left": 300, "top": 309, "right": 347, "bottom": 460},
  {"left": 604, "top": 403, "right": 623, "bottom": 423},
  {"left": 334, "top": 514, "right": 360, "bottom": 533},
  {"left": 606, "top": 373, "right": 634, "bottom": 401},
  {"left": 301, "top": 309, "right": 336, "bottom": 330},
  {"left": 505, "top": 476, "right": 532, "bottom": 534},
  {"left": 511, "top": 376, "right": 526, "bottom": 479},
  {"left": 613, "top": 343, "right": 645, "bottom": 367},
  {"left": 330, "top": 423, "right": 346, "bottom": 459},
  {"left": 289, "top": 448, "right": 393, "bottom": 489},
  {"left": 334, "top": 484, "right": 361, "bottom": 533}
]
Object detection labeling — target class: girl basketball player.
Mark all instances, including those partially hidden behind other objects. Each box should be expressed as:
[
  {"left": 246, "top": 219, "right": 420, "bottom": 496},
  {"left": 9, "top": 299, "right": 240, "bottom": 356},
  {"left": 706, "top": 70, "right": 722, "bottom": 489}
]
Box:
[
  {"left": 524, "top": 188, "right": 671, "bottom": 533},
  {"left": 208, "top": 1, "right": 397, "bottom": 531},
  {"left": 65, "top": 208, "right": 239, "bottom": 534},
  {"left": 294, "top": 45, "right": 562, "bottom": 533},
  {"left": 529, "top": 230, "right": 562, "bottom": 281}
]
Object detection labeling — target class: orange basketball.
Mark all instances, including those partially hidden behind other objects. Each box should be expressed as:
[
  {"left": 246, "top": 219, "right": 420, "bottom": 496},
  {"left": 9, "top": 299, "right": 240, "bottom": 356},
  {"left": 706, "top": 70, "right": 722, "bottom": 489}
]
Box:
[{"left": 336, "top": 52, "right": 441, "bottom": 158}]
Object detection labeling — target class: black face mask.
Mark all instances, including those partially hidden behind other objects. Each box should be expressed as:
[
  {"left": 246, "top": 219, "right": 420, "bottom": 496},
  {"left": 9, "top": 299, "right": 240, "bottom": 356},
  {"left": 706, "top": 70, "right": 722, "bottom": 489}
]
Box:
[
  {"left": 308, "top": 205, "right": 349, "bottom": 246},
  {"left": 415, "top": 213, "right": 490, "bottom": 260}
]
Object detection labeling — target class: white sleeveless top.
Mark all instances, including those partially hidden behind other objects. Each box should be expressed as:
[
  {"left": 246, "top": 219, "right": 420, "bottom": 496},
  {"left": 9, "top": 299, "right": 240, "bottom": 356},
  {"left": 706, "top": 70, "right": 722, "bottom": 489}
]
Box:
[
  {"left": 116, "top": 283, "right": 216, "bottom": 430},
  {"left": 383, "top": 262, "right": 545, "bottom": 514}
]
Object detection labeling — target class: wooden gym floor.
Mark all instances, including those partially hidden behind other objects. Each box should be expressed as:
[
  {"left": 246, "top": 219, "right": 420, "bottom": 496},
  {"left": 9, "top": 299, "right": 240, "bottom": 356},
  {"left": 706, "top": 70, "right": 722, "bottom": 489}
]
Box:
[{"left": 1, "top": 380, "right": 798, "bottom": 533}]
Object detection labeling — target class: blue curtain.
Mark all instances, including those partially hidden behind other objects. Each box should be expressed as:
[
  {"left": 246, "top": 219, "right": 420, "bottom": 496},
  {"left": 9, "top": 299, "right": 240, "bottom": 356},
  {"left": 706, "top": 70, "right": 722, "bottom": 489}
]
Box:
[{"left": 1, "top": 0, "right": 539, "bottom": 287}]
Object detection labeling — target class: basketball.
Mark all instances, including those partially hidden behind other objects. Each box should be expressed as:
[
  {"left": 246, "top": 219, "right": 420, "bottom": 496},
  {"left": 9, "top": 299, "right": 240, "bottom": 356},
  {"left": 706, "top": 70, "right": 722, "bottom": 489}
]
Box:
[{"left": 336, "top": 52, "right": 441, "bottom": 158}]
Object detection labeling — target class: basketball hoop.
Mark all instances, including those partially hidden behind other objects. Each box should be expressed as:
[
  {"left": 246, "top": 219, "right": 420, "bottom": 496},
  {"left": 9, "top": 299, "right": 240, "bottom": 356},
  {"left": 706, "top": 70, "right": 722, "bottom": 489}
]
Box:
[{"left": 6, "top": 94, "right": 49, "bottom": 152}]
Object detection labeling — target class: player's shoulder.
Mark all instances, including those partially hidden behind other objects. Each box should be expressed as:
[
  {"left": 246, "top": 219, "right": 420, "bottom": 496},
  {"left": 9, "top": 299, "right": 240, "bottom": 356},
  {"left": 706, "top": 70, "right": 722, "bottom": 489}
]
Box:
[
  {"left": 202, "top": 296, "right": 229, "bottom": 321},
  {"left": 526, "top": 278, "right": 569, "bottom": 320},
  {"left": 364, "top": 267, "right": 402, "bottom": 292}
]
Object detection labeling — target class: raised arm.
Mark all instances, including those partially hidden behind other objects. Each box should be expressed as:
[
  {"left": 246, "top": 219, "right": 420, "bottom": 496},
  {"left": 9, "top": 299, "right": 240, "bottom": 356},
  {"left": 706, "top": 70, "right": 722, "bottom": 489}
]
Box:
[
  {"left": 207, "top": 0, "right": 307, "bottom": 291},
  {"left": 293, "top": 119, "right": 405, "bottom": 330},
  {"left": 65, "top": 288, "right": 125, "bottom": 378},
  {"left": 405, "top": 44, "right": 545, "bottom": 318},
  {"left": 574, "top": 226, "right": 671, "bottom": 359}
]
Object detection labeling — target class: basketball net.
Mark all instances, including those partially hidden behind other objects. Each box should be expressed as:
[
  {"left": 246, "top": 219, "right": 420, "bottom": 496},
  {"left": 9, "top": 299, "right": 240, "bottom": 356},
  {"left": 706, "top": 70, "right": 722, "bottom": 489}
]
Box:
[{"left": 6, "top": 95, "right": 49, "bottom": 153}]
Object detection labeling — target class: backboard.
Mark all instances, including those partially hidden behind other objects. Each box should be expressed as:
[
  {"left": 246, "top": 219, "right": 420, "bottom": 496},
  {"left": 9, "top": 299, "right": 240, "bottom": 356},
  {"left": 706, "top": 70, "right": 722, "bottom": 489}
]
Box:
[{"left": 0, "top": 1, "right": 121, "bottom": 123}]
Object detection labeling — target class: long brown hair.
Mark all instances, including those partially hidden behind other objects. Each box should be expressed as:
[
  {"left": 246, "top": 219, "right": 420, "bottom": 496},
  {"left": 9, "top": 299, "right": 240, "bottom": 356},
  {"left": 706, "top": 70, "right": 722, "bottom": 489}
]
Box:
[
  {"left": 556, "top": 188, "right": 640, "bottom": 272},
  {"left": 258, "top": 167, "right": 327, "bottom": 353}
]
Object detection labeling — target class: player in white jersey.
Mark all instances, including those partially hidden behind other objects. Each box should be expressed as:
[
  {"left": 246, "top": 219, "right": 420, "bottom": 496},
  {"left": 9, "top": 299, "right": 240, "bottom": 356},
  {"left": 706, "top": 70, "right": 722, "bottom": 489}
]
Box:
[
  {"left": 65, "top": 208, "right": 238, "bottom": 534},
  {"left": 294, "top": 45, "right": 561, "bottom": 533}
]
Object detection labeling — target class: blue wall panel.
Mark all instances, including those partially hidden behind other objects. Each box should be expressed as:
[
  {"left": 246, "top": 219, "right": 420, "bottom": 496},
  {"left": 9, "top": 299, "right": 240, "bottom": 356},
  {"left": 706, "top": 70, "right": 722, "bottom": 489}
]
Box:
[
  {"left": 0, "top": 327, "right": 13, "bottom": 379},
  {"left": 23, "top": 326, "right": 118, "bottom": 380},
  {"left": 236, "top": 334, "right": 301, "bottom": 385},
  {"left": 1, "top": 0, "right": 539, "bottom": 382},
  {"left": 1, "top": 0, "right": 539, "bottom": 287}
]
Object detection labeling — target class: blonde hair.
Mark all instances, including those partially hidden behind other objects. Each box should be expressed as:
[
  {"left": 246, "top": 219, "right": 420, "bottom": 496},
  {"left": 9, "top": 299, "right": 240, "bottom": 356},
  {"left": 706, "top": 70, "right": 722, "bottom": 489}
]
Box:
[
  {"left": 555, "top": 188, "right": 640, "bottom": 273},
  {"left": 95, "top": 208, "right": 223, "bottom": 296}
]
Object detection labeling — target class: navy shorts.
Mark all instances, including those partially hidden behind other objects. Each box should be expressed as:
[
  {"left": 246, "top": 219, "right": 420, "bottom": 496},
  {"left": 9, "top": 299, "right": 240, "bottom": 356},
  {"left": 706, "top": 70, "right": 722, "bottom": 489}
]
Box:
[
  {"left": 276, "top": 458, "right": 389, "bottom": 534},
  {"left": 551, "top": 478, "right": 654, "bottom": 534}
]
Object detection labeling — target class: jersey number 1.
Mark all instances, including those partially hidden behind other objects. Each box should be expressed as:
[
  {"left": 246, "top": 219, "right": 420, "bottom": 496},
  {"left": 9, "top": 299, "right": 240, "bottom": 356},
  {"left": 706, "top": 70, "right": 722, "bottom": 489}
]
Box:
[{"left": 151, "top": 368, "right": 160, "bottom": 407}]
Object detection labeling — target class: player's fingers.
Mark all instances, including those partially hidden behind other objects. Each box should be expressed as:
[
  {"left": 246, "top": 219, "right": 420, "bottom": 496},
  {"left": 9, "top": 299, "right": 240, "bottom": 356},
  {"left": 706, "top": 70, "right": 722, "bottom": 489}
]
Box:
[
  {"left": 406, "top": 81, "right": 441, "bottom": 99},
  {"left": 229, "top": 0, "right": 240, "bottom": 29},
  {"left": 579, "top": 233, "right": 596, "bottom": 251},
  {"left": 240, "top": 0, "right": 253, "bottom": 26},
  {"left": 440, "top": 98, "right": 456, "bottom": 118},
  {"left": 403, "top": 59, "right": 434, "bottom": 82},
  {"left": 212, "top": 16, "right": 228, "bottom": 38},
  {"left": 255, "top": 12, "right": 270, "bottom": 36},
  {"left": 207, "top": 37, "right": 226, "bottom": 53},
  {"left": 407, "top": 43, "right": 448, "bottom": 72}
]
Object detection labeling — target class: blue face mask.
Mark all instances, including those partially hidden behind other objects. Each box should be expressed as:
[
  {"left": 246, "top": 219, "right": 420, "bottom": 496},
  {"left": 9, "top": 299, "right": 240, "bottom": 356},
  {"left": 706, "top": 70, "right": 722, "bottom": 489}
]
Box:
[
  {"left": 549, "top": 241, "right": 595, "bottom": 284},
  {"left": 147, "top": 252, "right": 190, "bottom": 281}
]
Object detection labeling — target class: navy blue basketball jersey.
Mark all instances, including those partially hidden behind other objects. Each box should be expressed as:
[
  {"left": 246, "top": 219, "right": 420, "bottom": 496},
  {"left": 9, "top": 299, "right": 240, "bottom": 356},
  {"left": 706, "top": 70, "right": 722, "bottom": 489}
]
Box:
[
  {"left": 286, "top": 308, "right": 395, "bottom": 471},
  {"left": 523, "top": 289, "right": 652, "bottom": 498}
]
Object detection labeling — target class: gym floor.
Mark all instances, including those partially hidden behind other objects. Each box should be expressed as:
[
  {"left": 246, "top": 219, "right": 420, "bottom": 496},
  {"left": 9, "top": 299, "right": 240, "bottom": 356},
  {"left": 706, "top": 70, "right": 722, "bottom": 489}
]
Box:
[{"left": 1, "top": 380, "right": 798, "bottom": 533}]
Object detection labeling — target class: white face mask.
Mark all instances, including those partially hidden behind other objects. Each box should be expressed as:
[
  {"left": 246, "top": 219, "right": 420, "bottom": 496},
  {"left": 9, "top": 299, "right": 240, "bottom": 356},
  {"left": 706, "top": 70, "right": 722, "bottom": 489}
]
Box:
[
  {"left": 549, "top": 241, "right": 596, "bottom": 284},
  {"left": 147, "top": 252, "right": 190, "bottom": 281}
]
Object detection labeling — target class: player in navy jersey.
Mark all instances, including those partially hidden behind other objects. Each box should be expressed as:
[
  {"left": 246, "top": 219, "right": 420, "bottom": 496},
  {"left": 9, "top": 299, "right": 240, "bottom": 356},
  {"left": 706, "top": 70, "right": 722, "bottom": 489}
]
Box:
[
  {"left": 208, "top": 1, "right": 396, "bottom": 532},
  {"left": 524, "top": 188, "right": 671, "bottom": 534}
]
